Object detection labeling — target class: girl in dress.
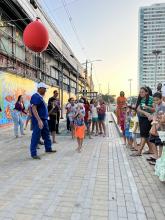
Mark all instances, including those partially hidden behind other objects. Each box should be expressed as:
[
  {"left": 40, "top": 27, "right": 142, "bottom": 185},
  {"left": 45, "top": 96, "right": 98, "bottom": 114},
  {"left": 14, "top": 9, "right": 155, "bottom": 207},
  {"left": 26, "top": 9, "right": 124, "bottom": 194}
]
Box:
[
  {"left": 120, "top": 106, "right": 127, "bottom": 145},
  {"left": 74, "top": 103, "right": 85, "bottom": 153}
]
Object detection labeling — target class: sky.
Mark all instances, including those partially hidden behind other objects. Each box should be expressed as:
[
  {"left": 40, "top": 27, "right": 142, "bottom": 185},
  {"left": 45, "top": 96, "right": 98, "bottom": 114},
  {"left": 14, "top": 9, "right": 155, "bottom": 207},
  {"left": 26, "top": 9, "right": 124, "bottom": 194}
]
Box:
[{"left": 39, "top": 0, "right": 165, "bottom": 97}]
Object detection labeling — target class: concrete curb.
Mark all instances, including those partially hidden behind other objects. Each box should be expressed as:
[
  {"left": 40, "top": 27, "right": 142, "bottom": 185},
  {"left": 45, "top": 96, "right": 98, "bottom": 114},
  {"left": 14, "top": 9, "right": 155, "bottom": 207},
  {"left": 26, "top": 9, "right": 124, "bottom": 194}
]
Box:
[{"left": 111, "top": 112, "right": 122, "bottom": 137}]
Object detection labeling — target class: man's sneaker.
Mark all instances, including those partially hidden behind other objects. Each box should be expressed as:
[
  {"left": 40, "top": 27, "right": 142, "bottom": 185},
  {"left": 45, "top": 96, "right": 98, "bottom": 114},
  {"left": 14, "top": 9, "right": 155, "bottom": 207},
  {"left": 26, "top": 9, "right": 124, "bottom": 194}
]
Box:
[
  {"left": 32, "top": 155, "right": 41, "bottom": 160},
  {"left": 46, "top": 149, "right": 57, "bottom": 153}
]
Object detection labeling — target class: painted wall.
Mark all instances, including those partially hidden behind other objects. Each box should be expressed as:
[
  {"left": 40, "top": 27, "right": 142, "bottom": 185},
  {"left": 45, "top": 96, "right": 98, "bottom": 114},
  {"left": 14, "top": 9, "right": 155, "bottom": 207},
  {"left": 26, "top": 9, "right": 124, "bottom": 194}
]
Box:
[{"left": 0, "top": 72, "right": 62, "bottom": 125}]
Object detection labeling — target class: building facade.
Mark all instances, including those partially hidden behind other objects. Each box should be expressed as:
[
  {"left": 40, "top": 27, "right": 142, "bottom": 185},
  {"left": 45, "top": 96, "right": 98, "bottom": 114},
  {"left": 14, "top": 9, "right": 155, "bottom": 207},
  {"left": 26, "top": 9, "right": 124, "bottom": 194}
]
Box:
[
  {"left": 0, "top": 0, "right": 93, "bottom": 125},
  {"left": 139, "top": 3, "right": 165, "bottom": 91}
]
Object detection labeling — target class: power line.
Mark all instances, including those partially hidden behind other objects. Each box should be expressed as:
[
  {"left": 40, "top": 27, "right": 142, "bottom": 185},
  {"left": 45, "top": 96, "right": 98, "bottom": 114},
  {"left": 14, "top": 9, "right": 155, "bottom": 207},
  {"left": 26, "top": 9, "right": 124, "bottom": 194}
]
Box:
[
  {"left": 40, "top": 0, "right": 59, "bottom": 25},
  {"left": 41, "top": 0, "right": 76, "bottom": 54},
  {"left": 41, "top": 0, "right": 88, "bottom": 58},
  {"left": 49, "top": 0, "right": 80, "bottom": 12},
  {"left": 60, "top": 0, "right": 87, "bottom": 57}
]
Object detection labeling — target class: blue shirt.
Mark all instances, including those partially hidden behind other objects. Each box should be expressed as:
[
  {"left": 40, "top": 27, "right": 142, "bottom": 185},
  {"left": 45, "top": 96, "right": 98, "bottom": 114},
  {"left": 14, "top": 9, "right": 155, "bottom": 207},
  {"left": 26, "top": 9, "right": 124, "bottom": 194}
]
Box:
[{"left": 30, "top": 93, "right": 48, "bottom": 120}]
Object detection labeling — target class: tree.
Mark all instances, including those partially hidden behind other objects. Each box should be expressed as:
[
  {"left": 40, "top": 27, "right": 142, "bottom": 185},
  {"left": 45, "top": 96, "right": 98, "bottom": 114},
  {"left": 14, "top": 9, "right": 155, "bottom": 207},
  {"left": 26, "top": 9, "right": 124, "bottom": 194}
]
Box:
[{"left": 101, "top": 94, "right": 115, "bottom": 103}]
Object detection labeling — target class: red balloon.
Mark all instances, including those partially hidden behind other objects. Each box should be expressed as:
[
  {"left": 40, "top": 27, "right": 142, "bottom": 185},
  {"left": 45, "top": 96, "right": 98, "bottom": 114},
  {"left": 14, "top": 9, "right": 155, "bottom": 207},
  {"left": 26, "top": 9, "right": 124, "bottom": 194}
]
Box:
[{"left": 23, "top": 19, "right": 49, "bottom": 52}]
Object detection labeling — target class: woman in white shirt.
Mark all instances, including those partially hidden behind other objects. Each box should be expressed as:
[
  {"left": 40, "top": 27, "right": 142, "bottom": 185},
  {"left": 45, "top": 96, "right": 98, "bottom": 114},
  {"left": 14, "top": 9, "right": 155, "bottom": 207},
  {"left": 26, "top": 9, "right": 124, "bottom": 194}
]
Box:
[{"left": 91, "top": 100, "right": 99, "bottom": 135}]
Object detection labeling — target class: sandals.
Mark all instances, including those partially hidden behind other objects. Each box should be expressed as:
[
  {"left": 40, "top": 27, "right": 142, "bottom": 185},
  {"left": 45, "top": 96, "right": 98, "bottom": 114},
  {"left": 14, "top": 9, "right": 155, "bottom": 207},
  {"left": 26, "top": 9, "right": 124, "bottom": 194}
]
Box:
[
  {"left": 146, "top": 157, "right": 156, "bottom": 162},
  {"left": 143, "top": 151, "right": 153, "bottom": 155},
  {"left": 130, "top": 148, "right": 138, "bottom": 151},
  {"left": 130, "top": 152, "right": 142, "bottom": 157},
  {"left": 149, "top": 161, "right": 156, "bottom": 166}
]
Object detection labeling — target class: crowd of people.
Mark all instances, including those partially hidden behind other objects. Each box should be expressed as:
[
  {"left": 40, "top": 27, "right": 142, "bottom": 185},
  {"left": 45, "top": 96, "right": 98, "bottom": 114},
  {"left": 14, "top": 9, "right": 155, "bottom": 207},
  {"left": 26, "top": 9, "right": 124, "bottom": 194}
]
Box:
[
  {"left": 117, "top": 84, "right": 165, "bottom": 182},
  {"left": 5, "top": 81, "right": 165, "bottom": 182},
  {"left": 10, "top": 82, "right": 106, "bottom": 159}
]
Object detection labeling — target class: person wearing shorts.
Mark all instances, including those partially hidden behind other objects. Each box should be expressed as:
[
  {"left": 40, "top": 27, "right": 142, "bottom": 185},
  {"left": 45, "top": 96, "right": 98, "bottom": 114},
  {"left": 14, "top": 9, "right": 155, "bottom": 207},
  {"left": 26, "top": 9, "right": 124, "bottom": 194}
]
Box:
[
  {"left": 98, "top": 100, "right": 106, "bottom": 137},
  {"left": 131, "top": 87, "right": 154, "bottom": 157},
  {"left": 91, "top": 100, "right": 99, "bottom": 135}
]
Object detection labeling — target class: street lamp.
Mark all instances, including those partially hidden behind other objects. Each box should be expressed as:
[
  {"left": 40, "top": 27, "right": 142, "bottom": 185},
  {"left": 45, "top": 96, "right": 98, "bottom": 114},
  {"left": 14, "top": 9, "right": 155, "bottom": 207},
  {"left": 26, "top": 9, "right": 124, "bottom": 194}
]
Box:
[
  {"left": 81, "top": 59, "right": 102, "bottom": 96},
  {"left": 81, "top": 59, "right": 102, "bottom": 65},
  {"left": 152, "top": 49, "right": 162, "bottom": 91}
]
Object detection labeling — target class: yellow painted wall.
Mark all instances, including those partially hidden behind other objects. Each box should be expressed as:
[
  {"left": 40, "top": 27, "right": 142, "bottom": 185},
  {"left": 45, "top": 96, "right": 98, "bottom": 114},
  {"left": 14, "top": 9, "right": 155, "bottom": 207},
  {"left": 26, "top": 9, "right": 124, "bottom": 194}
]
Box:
[{"left": 0, "top": 72, "right": 59, "bottom": 125}]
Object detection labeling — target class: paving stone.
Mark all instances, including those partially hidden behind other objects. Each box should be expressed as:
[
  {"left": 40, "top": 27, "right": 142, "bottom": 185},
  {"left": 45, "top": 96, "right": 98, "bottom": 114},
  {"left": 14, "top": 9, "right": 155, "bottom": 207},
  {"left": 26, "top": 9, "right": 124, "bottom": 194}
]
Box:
[
  {"left": 154, "top": 212, "right": 165, "bottom": 220},
  {"left": 127, "top": 213, "right": 137, "bottom": 220},
  {"left": 117, "top": 206, "right": 127, "bottom": 218},
  {"left": 14, "top": 214, "right": 35, "bottom": 220},
  {"left": 0, "top": 113, "right": 164, "bottom": 220},
  {"left": 90, "top": 209, "right": 108, "bottom": 217},
  {"left": 109, "top": 210, "right": 118, "bottom": 220},
  {"left": 90, "top": 216, "right": 108, "bottom": 220}
]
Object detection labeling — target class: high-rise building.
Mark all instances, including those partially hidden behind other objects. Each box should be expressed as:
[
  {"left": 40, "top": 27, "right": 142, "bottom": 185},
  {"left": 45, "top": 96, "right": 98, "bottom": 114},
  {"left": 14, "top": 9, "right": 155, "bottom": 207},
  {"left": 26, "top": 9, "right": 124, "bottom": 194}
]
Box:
[{"left": 139, "top": 3, "right": 165, "bottom": 91}]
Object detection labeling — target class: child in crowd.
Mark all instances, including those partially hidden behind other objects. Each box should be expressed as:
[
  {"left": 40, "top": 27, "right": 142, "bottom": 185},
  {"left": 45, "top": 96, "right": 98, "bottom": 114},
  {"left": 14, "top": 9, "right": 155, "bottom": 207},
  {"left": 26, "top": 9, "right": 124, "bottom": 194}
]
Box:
[
  {"left": 146, "top": 92, "right": 165, "bottom": 181},
  {"left": 91, "top": 100, "right": 99, "bottom": 136},
  {"left": 145, "top": 92, "right": 165, "bottom": 166},
  {"left": 120, "top": 106, "right": 127, "bottom": 145},
  {"left": 124, "top": 106, "right": 133, "bottom": 147},
  {"left": 74, "top": 103, "right": 86, "bottom": 153},
  {"left": 155, "top": 111, "right": 165, "bottom": 181},
  {"left": 129, "top": 108, "right": 139, "bottom": 151}
]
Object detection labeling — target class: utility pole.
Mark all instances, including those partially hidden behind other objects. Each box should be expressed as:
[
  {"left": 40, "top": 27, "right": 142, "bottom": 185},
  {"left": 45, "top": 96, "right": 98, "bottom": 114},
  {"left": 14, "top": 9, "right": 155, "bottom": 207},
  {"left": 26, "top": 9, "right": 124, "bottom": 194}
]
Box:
[
  {"left": 128, "top": 79, "right": 132, "bottom": 97},
  {"left": 81, "top": 59, "right": 102, "bottom": 96},
  {"left": 84, "top": 59, "right": 88, "bottom": 96},
  {"left": 76, "top": 64, "right": 79, "bottom": 100},
  {"left": 90, "top": 63, "right": 93, "bottom": 93}
]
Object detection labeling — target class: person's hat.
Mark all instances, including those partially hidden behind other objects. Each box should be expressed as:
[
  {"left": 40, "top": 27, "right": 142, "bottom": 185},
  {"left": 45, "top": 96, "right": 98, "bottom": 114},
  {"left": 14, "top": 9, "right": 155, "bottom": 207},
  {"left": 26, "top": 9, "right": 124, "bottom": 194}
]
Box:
[{"left": 37, "top": 82, "right": 48, "bottom": 89}]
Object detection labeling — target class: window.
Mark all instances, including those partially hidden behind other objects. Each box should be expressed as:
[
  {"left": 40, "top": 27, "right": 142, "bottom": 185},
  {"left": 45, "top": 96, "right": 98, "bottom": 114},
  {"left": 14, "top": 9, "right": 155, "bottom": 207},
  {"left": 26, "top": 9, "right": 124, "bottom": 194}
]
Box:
[{"left": 51, "top": 67, "right": 59, "bottom": 80}]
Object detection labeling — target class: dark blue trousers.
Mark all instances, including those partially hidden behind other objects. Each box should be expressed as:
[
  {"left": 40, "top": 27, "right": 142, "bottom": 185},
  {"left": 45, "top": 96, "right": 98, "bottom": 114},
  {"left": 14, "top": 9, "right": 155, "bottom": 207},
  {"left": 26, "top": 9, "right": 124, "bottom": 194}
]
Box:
[{"left": 30, "top": 119, "right": 52, "bottom": 157}]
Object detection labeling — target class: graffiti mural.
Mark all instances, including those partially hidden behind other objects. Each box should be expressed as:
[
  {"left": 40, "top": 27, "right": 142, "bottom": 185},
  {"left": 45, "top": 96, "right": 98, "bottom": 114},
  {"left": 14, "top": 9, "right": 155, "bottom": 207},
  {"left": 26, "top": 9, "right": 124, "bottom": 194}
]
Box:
[
  {"left": 0, "top": 72, "right": 59, "bottom": 125},
  {"left": 0, "top": 72, "right": 36, "bottom": 125}
]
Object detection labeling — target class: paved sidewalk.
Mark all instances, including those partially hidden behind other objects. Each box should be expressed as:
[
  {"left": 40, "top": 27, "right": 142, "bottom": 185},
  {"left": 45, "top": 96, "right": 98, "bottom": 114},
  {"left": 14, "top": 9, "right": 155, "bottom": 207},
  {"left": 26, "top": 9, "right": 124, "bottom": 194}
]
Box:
[{"left": 0, "top": 114, "right": 165, "bottom": 219}]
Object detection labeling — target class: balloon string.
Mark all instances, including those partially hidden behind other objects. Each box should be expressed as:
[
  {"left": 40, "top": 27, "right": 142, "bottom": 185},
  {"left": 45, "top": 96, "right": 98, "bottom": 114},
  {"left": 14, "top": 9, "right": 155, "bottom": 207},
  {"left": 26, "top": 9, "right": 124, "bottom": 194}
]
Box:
[{"left": 5, "top": 18, "right": 30, "bottom": 22}]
